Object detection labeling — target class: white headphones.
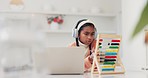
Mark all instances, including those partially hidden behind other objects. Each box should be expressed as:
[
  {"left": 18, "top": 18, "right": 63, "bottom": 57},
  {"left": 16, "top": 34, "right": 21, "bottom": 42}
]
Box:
[{"left": 72, "top": 19, "right": 97, "bottom": 39}]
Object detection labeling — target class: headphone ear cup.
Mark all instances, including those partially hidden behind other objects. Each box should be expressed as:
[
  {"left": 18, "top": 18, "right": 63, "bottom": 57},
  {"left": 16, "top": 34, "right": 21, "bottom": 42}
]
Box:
[
  {"left": 94, "top": 31, "right": 98, "bottom": 39},
  {"left": 72, "top": 29, "right": 78, "bottom": 38}
]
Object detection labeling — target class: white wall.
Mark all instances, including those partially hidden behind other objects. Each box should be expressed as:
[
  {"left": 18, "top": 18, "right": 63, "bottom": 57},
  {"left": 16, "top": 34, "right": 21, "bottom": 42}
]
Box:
[
  {"left": 0, "top": 0, "right": 122, "bottom": 47},
  {"left": 0, "top": 0, "right": 121, "bottom": 13},
  {"left": 0, "top": 0, "right": 122, "bottom": 66},
  {"left": 122, "top": 0, "right": 147, "bottom": 71}
]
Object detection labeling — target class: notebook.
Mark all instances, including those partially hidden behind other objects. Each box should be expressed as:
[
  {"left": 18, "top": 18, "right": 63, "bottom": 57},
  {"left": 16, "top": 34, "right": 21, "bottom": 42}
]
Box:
[{"left": 32, "top": 47, "right": 86, "bottom": 75}]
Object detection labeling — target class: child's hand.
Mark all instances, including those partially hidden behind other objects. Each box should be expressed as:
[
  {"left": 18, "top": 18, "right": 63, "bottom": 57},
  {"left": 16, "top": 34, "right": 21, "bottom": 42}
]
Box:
[{"left": 84, "top": 56, "right": 92, "bottom": 70}]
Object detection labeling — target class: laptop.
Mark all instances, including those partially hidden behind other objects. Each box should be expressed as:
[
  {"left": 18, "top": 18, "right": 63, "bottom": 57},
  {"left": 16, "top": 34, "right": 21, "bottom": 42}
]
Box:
[{"left": 32, "top": 47, "right": 86, "bottom": 75}]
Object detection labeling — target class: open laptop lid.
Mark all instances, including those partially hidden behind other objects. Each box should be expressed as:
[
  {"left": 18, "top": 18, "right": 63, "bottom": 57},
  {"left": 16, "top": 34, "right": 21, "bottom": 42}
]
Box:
[{"left": 33, "top": 47, "right": 86, "bottom": 75}]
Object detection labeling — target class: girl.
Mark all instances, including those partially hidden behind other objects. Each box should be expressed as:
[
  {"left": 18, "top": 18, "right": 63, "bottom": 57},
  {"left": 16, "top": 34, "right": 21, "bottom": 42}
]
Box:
[{"left": 69, "top": 19, "right": 97, "bottom": 71}]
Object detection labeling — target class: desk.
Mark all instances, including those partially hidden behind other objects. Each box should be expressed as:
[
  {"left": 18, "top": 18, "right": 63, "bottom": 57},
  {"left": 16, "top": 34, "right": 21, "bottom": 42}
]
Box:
[
  {"left": 1, "top": 71, "right": 148, "bottom": 78},
  {"left": 41, "top": 71, "right": 148, "bottom": 78}
]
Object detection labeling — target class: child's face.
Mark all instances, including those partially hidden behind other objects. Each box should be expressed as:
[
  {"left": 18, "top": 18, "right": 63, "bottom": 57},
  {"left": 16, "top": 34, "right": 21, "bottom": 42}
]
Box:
[{"left": 79, "top": 26, "right": 95, "bottom": 45}]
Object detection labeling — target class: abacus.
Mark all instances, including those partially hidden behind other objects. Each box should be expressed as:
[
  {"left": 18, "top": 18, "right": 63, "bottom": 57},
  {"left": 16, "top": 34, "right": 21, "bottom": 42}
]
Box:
[{"left": 91, "top": 34, "right": 125, "bottom": 74}]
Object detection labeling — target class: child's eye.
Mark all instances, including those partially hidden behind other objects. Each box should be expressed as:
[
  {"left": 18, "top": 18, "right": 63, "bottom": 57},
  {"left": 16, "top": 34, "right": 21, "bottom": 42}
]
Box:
[
  {"left": 84, "top": 32, "right": 89, "bottom": 36},
  {"left": 91, "top": 33, "right": 95, "bottom": 36}
]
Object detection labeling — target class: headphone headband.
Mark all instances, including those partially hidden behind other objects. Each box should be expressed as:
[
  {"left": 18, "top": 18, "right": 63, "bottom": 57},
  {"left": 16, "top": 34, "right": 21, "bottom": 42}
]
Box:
[{"left": 77, "top": 20, "right": 94, "bottom": 31}]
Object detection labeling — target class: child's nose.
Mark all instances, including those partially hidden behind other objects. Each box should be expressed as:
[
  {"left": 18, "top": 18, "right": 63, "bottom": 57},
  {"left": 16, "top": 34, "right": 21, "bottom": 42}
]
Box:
[{"left": 88, "top": 35, "right": 93, "bottom": 39}]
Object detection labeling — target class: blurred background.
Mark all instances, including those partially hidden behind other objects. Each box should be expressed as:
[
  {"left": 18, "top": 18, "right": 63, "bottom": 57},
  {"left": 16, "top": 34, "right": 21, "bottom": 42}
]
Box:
[{"left": 0, "top": 0, "right": 147, "bottom": 75}]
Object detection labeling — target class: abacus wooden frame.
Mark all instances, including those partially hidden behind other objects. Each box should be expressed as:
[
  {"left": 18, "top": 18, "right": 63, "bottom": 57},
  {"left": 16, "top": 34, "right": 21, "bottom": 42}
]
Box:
[{"left": 91, "top": 34, "right": 125, "bottom": 75}]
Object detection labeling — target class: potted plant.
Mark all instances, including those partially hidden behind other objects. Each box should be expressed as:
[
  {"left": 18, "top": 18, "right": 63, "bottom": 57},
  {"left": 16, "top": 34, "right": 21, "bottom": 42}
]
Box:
[
  {"left": 132, "top": 2, "right": 148, "bottom": 38},
  {"left": 47, "top": 15, "right": 64, "bottom": 30},
  {"left": 132, "top": 2, "right": 148, "bottom": 70}
]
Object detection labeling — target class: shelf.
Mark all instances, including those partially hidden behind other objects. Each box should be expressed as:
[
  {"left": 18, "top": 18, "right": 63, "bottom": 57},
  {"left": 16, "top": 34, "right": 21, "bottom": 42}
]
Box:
[
  {"left": 42, "top": 29, "right": 71, "bottom": 34},
  {"left": 98, "top": 31, "right": 117, "bottom": 34},
  {"left": 0, "top": 10, "right": 117, "bottom": 17},
  {"left": 42, "top": 29, "right": 117, "bottom": 34}
]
